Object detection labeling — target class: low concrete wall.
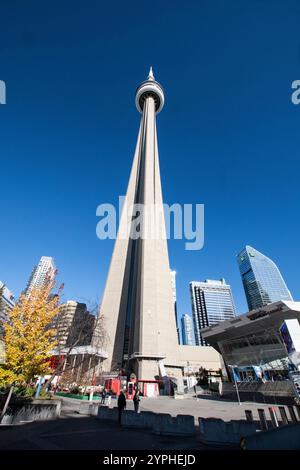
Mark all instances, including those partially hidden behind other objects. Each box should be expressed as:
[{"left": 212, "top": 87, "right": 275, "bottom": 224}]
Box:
[
  {"left": 1, "top": 399, "right": 61, "bottom": 425},
  {"left": 97, "top": 407, "right": 260, "bottom": 441},
  {"left": 199, "top": 417, "right": 257, "bottom": 444},
  {"left": 97, "top": 406, "right": 118, "bottom": 422},
  {"left": 79, "top": 402, "right": 100, "bottom": 416},
  {"left": 121, "top": 411, "right": 156, "bottom": 429},
  {"left": 243, "top": 422, "right": 300, "bottom": 450},
  {"left": 97, "top": 407, "right": 195, "bottom": 436},
  {"left": 89, "top": 403, "right": 100, "bottom": 417},
  {"left": 153, "top": 413, "right": 195, "bottom": 436}
]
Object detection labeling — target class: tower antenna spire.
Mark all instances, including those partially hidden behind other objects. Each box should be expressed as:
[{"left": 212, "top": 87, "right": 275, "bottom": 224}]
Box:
[{"left": 148, "top": 66, "right": 155, "bottom": 81}]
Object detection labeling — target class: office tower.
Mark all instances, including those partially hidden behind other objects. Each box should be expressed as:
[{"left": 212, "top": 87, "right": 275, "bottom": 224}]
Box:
[
  {"left": 181, "top": 314, "right": 195, "bottom": 345},
  {"left": 237, "top": 245, "right": 293, "bottom": 311},
  {"left": 25, "top": 256, "right": 56, "bottom": 295},
  {"left": 94, "top": 68, "right": 180, "bottom": 380},
  {"left": 0, "top": 281, "right": 15, "bottom": 333},
  {"left": 55, "top": 301, "right": 95, "bottom": 348},
  {"left": 190, "top": 279, "right": 236, "bottom": 346},
  {"left": 170, "top": 270, "right": 180, "bottom": 343}
]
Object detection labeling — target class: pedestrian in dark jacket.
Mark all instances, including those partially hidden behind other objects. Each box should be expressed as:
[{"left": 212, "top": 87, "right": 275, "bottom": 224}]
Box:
[
  {"left": 101, "top": 388, "right": 107, "bottom": 404},
  {"left": 133, "top": 389, "right": 141, "bottom": 413},
  {"left": 117, "top": 391, "right": 126, "bottom": 424}
]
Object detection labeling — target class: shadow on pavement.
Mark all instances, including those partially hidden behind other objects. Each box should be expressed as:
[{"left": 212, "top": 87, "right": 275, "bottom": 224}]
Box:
[{"left": 0, "top": 415, "right": 210, "bottom": 451}]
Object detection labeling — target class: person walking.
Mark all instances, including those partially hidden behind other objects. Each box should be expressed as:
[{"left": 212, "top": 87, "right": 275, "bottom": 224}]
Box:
[
  {"left": 101, "top": 387, "right": 107, "bottom": 405},
  {"left": 117, "top": 391, "right": 126, "bottom": 424},
  {"left": 133, "top": 389, "right": 141, "bottom": 413}
]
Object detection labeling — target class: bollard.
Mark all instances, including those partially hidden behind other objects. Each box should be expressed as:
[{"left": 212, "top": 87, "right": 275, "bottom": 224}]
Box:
[
  {"left": 268, "top": 407, "right": 279, "bottom": 428},
  {"left": 245, "top": 410, "right": 254, "bottom": 422},
  {"left": 288, "top": 406, "right": 297, "bottom": 423},
  {"left": 258, "top": 408, "right": 268, "bottom": 431},
  {"left": 279, "top": 406, "right": 289, "bottom": 426}
]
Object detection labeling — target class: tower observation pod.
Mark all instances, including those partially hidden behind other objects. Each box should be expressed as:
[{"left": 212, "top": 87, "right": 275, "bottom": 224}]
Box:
[{"left": 135, "top": 67, "right": 165, "bottom": 114}]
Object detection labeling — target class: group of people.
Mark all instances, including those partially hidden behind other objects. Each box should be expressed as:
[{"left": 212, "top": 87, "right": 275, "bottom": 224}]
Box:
[
  {"left": 99, "top": 386, "right": 141, "bottom": 423},
  {"left": 117, "top": 389, "right": 141, "bottom": 423},
  {"left": 100, "top": 388, "right": 112, "bottom": 406}
]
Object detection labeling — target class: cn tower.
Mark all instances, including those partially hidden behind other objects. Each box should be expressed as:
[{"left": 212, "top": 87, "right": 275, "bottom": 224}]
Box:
[{"left": 95, "top": 69, "right": 180, "bottom": 381}]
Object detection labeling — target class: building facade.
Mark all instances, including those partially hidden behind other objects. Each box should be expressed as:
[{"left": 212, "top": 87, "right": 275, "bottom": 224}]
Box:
[
  {"left": 0, "top": 281, "right": 15, "bottom": 334},
  {"left": 55, "top": 301, "right": 95, "bottom": 348},
  {"left": 181, "top": 314, "right": 195, "bottom": 345},
  {"left": 190, "top": 279, "right": 236, "bottom": 346},
  {"left": 237, "top": 245, "right": 293, "bottom": 311},
  {"left": 202, "top": 301, "right": 300, "bottom": 394},
  {"left": 24, "top": 256, "right": 56, "bottom": 295},
  {"left": 50, "top": 301, "right": 107, "bottom": 387}
]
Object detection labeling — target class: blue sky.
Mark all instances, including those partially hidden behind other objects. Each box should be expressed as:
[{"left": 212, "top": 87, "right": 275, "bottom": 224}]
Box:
[{"left": 1, "top": 1, "right": 300, "bottom": 335}]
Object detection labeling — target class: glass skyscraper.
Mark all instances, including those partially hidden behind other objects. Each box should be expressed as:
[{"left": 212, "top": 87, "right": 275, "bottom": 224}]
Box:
[
  {"left": 170, "top": 270, "right": 180, "bottom": 344},
  {"left": 190, "top": 279, "right": 236, "bottom": 346},
  {"left": 181, "top": 314, "right": 195, "bottom": 345},
  {"left": 237, "top": 245, "right": 293, "bottom": 311}
]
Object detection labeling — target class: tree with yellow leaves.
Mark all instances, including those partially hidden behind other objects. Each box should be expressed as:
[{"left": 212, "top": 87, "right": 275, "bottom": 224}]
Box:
[{"left": 0, "top": 277, "right": 62, "bottom": 387}]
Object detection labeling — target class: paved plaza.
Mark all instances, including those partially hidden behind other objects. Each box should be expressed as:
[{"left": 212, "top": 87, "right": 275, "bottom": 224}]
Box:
[
  {"left": 0, "top": 395, "right": 280, "bottom": 450},
  {"left": 138, "top": 395, "right": 277, "bottom": 423},
  {"left": 61, "top": 394, "right": 278, "bottom": 424}
]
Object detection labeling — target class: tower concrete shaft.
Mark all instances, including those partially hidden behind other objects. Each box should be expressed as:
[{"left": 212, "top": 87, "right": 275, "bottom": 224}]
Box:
[{"left": 96, "top": 69, "right": 179, "bottom": 380}]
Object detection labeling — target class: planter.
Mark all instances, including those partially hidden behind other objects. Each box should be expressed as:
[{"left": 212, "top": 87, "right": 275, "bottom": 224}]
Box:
[
  {"left": 56, "top": 392, "right": 100, "bottom": 401},
  {"left": 1, "top": 399, "right": 61, "bottom": 425}
]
